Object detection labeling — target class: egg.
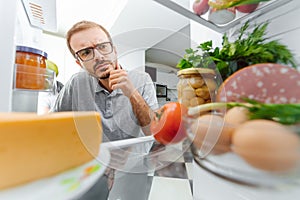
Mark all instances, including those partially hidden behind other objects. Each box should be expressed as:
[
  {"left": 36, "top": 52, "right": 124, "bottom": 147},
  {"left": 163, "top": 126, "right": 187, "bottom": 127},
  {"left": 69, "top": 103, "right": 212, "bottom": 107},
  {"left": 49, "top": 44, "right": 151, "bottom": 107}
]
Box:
[
  {"left": 232, "top": 119, "right": 300, "bottom": 172},
  {"left": 224, "top": 106, "right": 250, "bottom": 126},
  {"left": 191, "top": 114, "right": 233, "bottom": 155}
]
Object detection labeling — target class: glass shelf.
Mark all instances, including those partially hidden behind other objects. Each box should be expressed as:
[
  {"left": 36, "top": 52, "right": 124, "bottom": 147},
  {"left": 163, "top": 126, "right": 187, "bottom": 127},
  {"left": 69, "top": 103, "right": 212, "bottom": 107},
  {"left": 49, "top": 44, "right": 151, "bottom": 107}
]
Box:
[
  {"left": 13, "top": 64, "right": 55, "bottom": 92},
  {"left": 153, "top": 0, "right": 293, "bottom": 33}
]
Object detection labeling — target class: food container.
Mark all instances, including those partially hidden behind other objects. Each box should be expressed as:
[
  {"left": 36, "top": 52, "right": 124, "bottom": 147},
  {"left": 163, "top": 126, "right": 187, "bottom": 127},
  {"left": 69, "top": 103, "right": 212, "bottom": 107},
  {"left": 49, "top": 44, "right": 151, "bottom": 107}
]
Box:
[
  {"left": 177, "top": 68, "right": 217, "bottom": 108},
  {"left": 15, "top": 45, "right": 47, "bottom": 68},
  {"left": 15, "top": 46, "right": 49, "bottom": 90},
  {"left": 185, "top": 110, "right": 300, "bottom": 188},
  {"left": 15, "top": 64, "right": 55, "bottom": 91}
]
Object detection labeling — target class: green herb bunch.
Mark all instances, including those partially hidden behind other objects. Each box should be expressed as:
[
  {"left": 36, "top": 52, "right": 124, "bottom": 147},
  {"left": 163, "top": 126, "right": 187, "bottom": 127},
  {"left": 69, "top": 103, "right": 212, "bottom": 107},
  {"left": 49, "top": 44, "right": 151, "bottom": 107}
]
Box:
[{"left": 177, "top": 21, "right": 297, "bottom": 81}]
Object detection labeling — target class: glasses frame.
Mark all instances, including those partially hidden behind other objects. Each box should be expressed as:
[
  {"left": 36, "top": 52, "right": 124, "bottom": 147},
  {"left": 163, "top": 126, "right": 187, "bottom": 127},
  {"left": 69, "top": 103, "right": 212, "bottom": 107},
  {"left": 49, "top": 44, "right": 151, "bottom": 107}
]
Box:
[{"left": 75, "top": 41, "right": 113, "bottom": 62}]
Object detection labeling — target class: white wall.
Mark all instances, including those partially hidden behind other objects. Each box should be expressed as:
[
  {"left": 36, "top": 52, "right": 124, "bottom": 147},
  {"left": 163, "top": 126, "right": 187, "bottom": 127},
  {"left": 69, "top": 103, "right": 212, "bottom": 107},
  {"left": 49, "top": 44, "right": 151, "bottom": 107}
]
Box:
[
  {"left": 41, "top": 34, "right": 81, "bottom": 84},
  {"left": 156, "top": 71, "right": 179, "bottom": 89},
  {"left": 118, "top": 50, "right": 145, "bottom": 71},
  {"left": 110, "top": 0, "right": 190, "bottom": 37}
]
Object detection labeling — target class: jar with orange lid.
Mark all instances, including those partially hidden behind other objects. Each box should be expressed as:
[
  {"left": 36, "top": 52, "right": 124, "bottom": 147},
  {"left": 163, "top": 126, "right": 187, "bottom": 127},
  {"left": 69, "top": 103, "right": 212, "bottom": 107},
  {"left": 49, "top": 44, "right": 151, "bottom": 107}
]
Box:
[
  {"left": 177, "top": 68, "right": 217, "bottom": 108},
  {"left": 15, "top": 45, "right": 48, "bottom": 90}
]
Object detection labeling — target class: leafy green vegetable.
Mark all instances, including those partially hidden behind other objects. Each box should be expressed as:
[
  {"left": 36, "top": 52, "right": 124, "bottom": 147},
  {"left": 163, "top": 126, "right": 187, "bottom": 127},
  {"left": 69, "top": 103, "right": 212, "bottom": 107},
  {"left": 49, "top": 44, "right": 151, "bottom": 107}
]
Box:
[
  {"left": 188, "top": 99, "right": 300, "bottom": 125},
  {"left": 176, "top": 58, "right": 193, "bottom": 70},
  {"left": 177, "top": 21, "right": 297, "bottom": 82}
]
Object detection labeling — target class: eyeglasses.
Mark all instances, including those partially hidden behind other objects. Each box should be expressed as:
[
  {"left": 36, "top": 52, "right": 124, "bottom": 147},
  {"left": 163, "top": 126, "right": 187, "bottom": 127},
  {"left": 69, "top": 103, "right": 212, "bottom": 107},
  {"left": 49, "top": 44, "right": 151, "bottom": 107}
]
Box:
[{"left": 75, "top": 42, "right": 113, "bottom": 62}]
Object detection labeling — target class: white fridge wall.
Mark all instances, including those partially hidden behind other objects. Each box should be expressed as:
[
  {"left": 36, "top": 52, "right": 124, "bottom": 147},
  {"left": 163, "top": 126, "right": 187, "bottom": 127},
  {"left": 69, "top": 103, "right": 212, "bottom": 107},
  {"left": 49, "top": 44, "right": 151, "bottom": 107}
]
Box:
[{"left": 15, "top": 0, "right": 43, "bottom": 50}]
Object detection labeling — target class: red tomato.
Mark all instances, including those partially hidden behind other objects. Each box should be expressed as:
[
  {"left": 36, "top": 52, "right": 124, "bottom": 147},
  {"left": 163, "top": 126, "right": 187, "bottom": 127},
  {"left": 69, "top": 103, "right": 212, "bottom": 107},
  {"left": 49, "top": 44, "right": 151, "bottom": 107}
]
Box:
[{"left": 150, "top": 102, "right": 187, "bottom": 145}]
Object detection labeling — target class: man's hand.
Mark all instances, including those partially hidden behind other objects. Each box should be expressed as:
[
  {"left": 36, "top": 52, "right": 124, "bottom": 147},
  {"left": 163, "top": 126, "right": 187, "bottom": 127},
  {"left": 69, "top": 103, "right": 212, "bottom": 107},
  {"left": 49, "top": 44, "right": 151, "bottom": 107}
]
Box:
[
  {"left": 109, "top": 64, "right": 135, "bottom": 97},
  {"left": 109, "top": 63, "right": 153, "bottom": 135}
]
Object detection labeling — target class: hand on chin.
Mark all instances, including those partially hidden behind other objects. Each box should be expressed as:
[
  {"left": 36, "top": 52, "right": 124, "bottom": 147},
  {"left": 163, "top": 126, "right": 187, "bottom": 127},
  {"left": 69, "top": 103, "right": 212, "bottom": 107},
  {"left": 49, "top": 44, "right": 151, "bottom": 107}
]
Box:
[
  {"left": 95, "top": 65, "right": 113, "bottom": 79},
  {"left": 99, "top": 72, "right": 110, "bottom": 79}
]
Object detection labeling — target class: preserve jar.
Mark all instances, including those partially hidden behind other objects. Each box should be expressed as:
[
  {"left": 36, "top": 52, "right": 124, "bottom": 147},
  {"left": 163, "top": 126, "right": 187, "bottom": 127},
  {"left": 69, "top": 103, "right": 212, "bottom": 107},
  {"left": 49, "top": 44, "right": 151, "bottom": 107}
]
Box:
[
  {"left": 177, "top": 68, "right": 217, "bottom": 108},
  {"left": 15, "top": 45, "right": 48, "bottom": 90}
]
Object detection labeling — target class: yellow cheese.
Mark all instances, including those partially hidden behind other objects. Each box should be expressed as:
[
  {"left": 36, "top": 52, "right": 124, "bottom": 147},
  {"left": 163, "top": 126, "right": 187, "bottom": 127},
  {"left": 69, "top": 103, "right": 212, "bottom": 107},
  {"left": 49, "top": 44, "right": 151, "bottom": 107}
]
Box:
[{"left": 0, "top": 111, "right": 102, "bottom": 190}]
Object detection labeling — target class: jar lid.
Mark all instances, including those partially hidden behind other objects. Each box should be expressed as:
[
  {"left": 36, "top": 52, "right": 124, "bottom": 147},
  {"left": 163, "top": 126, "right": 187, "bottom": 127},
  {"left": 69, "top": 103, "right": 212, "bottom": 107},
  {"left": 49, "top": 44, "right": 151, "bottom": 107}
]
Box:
[
  {"left": 16, "top": 45, "right": 48, "bottom": 58},
  {"left": 177, "top": 68, "right": 216, "bottom": 76}
]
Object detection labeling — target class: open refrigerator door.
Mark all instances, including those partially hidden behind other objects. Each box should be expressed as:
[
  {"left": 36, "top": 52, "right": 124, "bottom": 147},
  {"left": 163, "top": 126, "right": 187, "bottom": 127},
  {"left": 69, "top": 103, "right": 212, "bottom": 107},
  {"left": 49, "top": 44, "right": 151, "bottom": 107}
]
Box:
[{"left": 1, "top": 0, "right": 58, "bottom": 112}]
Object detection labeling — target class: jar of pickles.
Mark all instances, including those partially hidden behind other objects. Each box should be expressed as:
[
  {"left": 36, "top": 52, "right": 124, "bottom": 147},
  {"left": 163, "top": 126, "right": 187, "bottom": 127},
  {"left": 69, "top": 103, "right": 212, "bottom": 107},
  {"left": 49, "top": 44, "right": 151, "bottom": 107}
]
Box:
[
  {"left": 15, "top": 45, "right": 48, "bottom": 90},
  {"left": 177, "top": 68, "right": 217, "bottom": 108}
]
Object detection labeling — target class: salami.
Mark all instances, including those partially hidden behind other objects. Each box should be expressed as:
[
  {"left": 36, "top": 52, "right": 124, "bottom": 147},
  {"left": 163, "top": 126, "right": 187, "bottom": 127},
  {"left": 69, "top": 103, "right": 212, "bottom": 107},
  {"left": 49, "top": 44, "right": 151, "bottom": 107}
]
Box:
[{"left": 216, "top": 63, "right": 300, "bottom": 103}]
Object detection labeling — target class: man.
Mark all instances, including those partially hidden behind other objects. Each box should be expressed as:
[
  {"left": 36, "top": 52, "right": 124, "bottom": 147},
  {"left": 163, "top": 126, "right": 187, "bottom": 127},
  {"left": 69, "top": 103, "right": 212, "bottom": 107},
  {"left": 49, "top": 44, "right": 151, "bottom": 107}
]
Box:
[
  {"left": 51, "top": 20, "right": 157, "bottom": 141},
  {"left": 51, "top": 20, "right": 158, "bottom": 199}
]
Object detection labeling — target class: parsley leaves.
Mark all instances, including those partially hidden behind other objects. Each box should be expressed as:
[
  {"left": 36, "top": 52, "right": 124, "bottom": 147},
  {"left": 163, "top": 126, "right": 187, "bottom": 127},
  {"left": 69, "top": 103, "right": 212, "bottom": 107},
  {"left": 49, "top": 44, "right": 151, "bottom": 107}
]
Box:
[{"left": 177, "top": 21, "right": 297, "bottom": 81}]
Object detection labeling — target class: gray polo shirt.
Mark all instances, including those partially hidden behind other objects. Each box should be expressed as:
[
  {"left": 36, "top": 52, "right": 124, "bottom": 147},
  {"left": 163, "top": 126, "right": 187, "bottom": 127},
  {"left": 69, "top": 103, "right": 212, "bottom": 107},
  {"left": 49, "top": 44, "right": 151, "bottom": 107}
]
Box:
[{"left": 51, "top": 70, "right": 158, "bottom": 143}]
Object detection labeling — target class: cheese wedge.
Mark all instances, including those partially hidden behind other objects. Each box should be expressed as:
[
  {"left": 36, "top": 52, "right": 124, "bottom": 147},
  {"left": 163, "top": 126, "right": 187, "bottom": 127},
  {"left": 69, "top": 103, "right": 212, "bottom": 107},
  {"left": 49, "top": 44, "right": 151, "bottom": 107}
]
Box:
[{"left": 0, "top": 111, "right": 102, "bottom": 190}]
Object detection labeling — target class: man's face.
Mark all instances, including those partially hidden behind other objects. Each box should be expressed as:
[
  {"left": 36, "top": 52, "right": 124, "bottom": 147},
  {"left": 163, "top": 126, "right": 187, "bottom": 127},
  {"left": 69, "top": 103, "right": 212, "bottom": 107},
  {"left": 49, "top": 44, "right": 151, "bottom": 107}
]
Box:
[{"left": 70, "top": 27, "right": 117, "bottom": 79}]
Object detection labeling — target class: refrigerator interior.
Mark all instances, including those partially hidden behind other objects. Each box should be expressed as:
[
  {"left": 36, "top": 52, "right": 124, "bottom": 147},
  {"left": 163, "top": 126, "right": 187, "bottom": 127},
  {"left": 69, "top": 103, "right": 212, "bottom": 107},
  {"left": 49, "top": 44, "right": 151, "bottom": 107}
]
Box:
[
  {"left": 1, "top": 0, "right": 300, "bottom": 199},
  {"left": 154, "top": 0, "right": 300, "bottom": 199}
]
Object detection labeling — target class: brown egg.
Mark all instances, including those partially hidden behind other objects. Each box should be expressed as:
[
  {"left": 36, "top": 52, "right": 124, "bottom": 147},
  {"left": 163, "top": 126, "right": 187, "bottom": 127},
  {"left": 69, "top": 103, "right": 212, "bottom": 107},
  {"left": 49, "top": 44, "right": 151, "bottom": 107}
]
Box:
[
  {"left": 224, "top": 106, "right": 250, "bottom": 126},
  {"left": 232, "top": 120, "right": 300, "bottom": 172},
  {"left": 191, "top": 114, "right": 233, "bottom": 155}
]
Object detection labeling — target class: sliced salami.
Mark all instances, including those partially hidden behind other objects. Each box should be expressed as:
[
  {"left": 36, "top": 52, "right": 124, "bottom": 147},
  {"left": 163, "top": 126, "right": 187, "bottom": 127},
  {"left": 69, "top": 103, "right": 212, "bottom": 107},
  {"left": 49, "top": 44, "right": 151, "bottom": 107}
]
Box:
[{"left": 216, "top": 63, "right": 300, "bottom": 103}]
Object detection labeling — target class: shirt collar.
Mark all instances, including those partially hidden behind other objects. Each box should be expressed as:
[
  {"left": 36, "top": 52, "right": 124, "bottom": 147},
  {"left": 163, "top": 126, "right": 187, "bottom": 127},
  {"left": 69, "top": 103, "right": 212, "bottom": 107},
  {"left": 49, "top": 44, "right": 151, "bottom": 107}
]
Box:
[{"left": 94, "top": 78, "right": 123, "bottom": 95}]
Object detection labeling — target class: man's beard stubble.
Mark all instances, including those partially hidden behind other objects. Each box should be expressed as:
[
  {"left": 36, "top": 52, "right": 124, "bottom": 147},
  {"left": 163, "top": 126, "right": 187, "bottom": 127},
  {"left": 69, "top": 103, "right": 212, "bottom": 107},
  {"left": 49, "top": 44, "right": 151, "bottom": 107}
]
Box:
[
  {"left": 99, "top": 72, "right": 110, "bottom": 80},
  {"left": 93, "top": 60, "right": 115, "bottom": 79}
]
